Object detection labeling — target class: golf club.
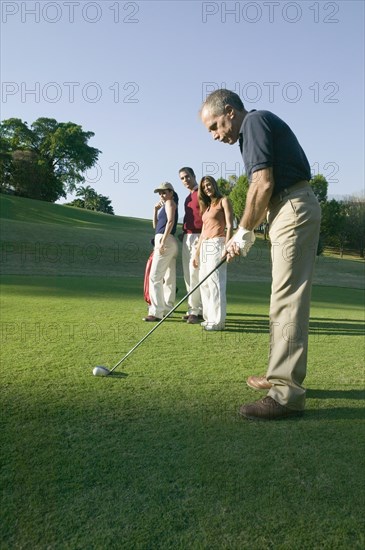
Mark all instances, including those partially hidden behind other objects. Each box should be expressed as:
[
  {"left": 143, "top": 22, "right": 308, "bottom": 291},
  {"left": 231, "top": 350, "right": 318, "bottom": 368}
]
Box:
[{"left": 92, "top": 255, "right": 227, "bottom": 376}]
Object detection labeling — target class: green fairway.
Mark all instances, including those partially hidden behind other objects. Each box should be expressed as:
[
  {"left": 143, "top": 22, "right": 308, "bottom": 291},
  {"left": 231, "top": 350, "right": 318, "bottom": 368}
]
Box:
[
  {"left": 1, "top": 194, "right": 364, "bottom": 287},
  {"left": 1, "top": 195, "right": 364, "bottom": 549}
]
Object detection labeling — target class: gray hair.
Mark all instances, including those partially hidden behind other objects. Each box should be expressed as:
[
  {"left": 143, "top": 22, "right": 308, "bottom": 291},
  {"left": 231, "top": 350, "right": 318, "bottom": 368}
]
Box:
[{"left": 202, "top": 89, "right": 244, "bottom": 116}]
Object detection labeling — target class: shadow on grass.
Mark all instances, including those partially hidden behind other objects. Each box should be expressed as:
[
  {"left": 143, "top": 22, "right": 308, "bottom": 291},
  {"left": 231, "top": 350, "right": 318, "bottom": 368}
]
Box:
[
  {"left": 301, "top": 407, "right": 365, "bottom": 421},
  {"left": 226, "top": 313, "right": 268, "bottom": 322},
  {"left": 223, "top": 316, "right": 365, "bottom": 337},
  {"left": 235, "top": 408, "right": 365, "bottom": 421},
  {"left": 307, "top": 389, "right": 365, "bottom": 400},
  {"left": 168, "top": 311, "right": 364, "bottom": 337},
  {"left": 309, "top": 318, "right": 365, "bottom": 336}
]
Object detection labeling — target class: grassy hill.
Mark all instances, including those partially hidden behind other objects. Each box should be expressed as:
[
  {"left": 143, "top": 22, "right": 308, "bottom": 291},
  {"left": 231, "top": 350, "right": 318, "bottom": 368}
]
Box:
[
  {"left": 0, "top": 194, "right": 154, "bottom": 278},
  {"left": 1, "top": 194, "right": 364, "bottom": 288}
]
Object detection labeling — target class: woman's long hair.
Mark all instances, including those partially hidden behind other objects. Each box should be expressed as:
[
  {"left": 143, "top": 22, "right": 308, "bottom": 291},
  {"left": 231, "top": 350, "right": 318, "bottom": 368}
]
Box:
[
  {"left": 172, "top": 190, "right": 179, "bottom": 206},
  {"left": 198, "top": 176, "right": 222, "bottom": 213}
]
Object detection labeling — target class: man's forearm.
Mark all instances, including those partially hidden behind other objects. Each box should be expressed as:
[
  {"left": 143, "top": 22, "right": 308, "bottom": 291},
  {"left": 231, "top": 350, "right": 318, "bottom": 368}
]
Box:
[{"left": 240, "top": 169, "right": 274, "bottom": 230}]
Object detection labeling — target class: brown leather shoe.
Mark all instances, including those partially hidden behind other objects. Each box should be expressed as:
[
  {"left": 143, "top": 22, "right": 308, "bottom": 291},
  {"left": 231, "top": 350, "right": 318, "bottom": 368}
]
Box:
[
  {"left": 182, "top": 314, "right": 204, "bottom": 321},
  {"left": 187, "top": 315, "right": 200, "bottom": 324},
  {"left": 246, "top": 375, "right": 272, "bottom": 391},
  {"left": 142, "top": 315, "right": 162, "bottom": 322},
  {"left": 239, "top": 396, "right": 304, "bottom": 421}
]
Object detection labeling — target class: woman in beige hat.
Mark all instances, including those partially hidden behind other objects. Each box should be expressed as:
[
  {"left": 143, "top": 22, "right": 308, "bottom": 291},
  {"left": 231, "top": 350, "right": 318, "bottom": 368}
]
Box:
[{"left": 143, "top": 182, "right": 179, "bottom": 322}]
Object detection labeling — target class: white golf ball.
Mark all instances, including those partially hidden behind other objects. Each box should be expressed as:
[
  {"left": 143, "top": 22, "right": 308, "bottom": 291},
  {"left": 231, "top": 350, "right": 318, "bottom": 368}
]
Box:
[{"left": 93, "top": 366, "right": 109, "bottom": 377}]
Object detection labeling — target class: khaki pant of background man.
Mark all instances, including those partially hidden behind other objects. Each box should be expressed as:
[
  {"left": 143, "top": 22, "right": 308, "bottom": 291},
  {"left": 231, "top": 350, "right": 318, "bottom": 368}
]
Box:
[{"left": 182, "top": 233, "right": 202, "bottom": 316}]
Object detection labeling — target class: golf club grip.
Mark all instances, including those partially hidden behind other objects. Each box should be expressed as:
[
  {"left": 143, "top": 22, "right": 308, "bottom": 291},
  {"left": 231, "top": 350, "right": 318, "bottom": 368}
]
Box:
[{"left": 108, "top": 255, "right": 227, "bottom": 373}]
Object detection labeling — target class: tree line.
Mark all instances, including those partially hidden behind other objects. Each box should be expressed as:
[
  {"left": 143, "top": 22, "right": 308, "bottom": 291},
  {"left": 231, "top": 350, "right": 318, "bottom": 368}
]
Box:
[
  {"left": 216, "top": 173, "right": 364, "bottom": 258},
  {"left": 0, "top": 117, "right": 114, "bottom": 214}
]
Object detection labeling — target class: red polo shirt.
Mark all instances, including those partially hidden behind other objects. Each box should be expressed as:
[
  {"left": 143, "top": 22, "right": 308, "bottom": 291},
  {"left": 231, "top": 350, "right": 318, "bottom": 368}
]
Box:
[{"left": 183, "top": 189, "right": 203, "bottom": 234}]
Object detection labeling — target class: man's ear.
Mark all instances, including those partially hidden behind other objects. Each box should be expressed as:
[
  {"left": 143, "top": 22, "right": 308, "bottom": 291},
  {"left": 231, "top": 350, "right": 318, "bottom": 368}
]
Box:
[{"left": 225, "top": 104, "right": 235, "bottom": 118}]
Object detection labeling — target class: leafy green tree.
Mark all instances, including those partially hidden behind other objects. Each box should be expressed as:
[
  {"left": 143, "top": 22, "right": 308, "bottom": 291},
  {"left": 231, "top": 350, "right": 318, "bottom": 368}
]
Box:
[
  {"left": 95, "top": 194, "right": 114, "bottom": 215},
  {"left": 66, "top": 198, "right": 85, "bottom": 209},
  {"left": 0, "top": 135, "right": 12, "bottom": 193},
  {"left": 310, "top": 174, "right": 328, "bottom": 204},
  {"left": 342, "top": 196, "right": 365, "bottom": 258},
  {"left": 216, "top": 177, "right": 231, "bottom": 196},
  {"left": 229, "top": 174, "right": 249, "bottom": 221},
  {"left": 0, "top": 117, "right": 101, "bottom": 201},
  {"left": 76, "top": 185, "right": 98, "bottom": 209},
  {"left": 68, "top": 185, "right": 114, "bottom": 215},
  {"left": 9, "top": 149, "right": 64, "bottom": 202},
  {"left": 321, "top": 199, "right": 347, "bottom": 256}
]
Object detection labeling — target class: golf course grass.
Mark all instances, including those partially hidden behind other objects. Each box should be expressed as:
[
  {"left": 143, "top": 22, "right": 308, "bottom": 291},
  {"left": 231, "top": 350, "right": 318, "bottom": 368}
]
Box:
[{"left": 1, "top": 194, "right": 364, "bottom": 549}]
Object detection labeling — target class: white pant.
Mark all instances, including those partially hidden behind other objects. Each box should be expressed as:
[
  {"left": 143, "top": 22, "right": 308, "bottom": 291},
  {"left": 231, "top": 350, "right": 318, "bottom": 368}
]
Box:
[
  {"left": 182, "top": 233, "right": 202, "bottom": 316},
  {"left": 199, "top": 237, "right": 227, "bottom": 328},
  {"left": 148, "top": 234, "right": 178, "bottom": 318}
]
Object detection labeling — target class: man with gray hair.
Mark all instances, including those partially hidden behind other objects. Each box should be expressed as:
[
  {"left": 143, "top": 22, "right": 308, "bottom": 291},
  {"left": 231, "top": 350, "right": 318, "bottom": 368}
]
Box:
[{"left": 201, "top": 89, "right": 321, "bottom": 420}]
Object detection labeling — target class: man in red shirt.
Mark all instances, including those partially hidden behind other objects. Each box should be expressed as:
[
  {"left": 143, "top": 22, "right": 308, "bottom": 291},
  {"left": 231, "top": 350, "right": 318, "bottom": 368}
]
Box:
[{"left": 179, "top": 167, "right": 203, "bottom": 324}]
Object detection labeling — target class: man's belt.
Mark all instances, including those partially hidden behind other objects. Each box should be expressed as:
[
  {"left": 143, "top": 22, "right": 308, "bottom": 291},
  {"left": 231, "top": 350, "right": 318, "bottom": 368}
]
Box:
[{"left": 269, "top": 180, "right": 309, "bottom": 207}]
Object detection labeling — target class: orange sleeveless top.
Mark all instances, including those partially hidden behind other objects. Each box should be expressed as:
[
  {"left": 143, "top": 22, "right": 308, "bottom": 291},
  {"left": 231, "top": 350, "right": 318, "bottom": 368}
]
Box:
[{"left": 202, "top": 199, "right": 226, "bottom": 239}]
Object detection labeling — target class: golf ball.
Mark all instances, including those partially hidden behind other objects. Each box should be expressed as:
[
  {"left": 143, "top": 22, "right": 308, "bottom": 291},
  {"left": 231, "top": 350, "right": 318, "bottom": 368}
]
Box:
[{"left": 93, "top": 366, "right": 109, "bottom": 377}]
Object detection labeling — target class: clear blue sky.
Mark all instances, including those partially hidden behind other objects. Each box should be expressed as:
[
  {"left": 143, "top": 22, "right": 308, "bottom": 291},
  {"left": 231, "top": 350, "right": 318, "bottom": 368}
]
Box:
[{"left": 1, "top": 0, "right": 364, "bottom": 219}]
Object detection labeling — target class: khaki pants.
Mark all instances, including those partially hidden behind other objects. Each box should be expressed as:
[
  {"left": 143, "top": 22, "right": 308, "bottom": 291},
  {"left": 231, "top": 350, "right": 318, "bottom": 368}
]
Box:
[
  {"left": 266, "top": 184, "right": 321, "bottom": 410},
  {"left": 182, "top": 233, "right": 202, "bottom": 316}
]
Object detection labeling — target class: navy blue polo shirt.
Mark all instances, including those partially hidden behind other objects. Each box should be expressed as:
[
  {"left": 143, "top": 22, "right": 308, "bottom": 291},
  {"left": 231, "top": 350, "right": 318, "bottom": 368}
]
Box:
[
  {"left": 155, "top": 202, "right": 178, "bottom": 235},
  {"left": 240, "top": 110, "right": 311, "bottom": 195}
]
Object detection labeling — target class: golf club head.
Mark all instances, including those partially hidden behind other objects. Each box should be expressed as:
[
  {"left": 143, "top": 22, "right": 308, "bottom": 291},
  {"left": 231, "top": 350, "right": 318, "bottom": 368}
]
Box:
[{"left": 93, "top": 366, "right": 110, "bottom": 377}]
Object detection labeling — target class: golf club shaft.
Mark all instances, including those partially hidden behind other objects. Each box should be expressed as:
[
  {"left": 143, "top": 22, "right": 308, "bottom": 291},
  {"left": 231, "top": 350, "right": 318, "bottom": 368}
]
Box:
[{"left": 107, "top": 255, "right": 227, "bottom": 374}]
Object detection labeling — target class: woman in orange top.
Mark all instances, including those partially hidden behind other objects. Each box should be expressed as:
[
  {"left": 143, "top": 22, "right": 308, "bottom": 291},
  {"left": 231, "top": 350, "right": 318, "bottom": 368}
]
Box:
[{"left": 193, "top": 176, "right": 233, "bottom": 331}]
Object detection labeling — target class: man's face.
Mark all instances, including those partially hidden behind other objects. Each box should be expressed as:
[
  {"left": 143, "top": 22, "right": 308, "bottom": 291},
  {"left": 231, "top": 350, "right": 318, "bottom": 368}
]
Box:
[
  {"left": 179, "top": 170, "right": 197, "bottom": 191},
  {"left": 201, "top": 105, "right": 240, "bottom": 145}
]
